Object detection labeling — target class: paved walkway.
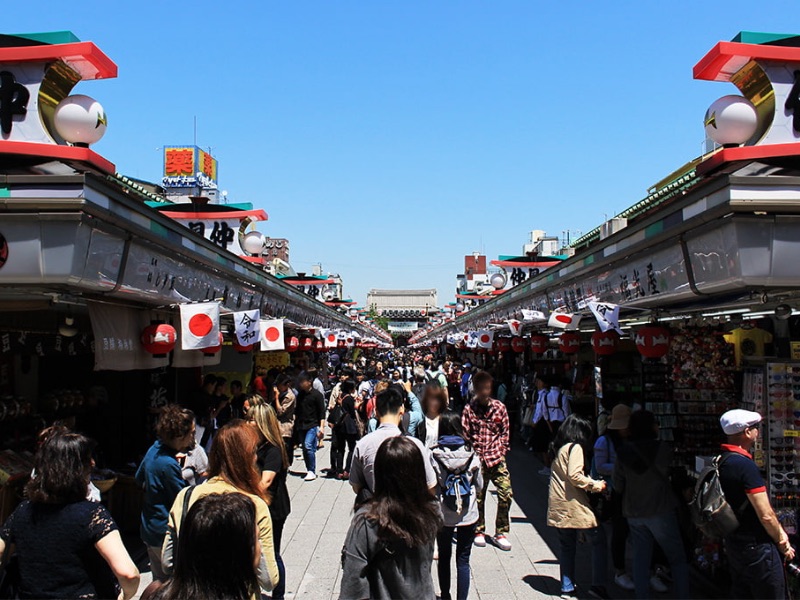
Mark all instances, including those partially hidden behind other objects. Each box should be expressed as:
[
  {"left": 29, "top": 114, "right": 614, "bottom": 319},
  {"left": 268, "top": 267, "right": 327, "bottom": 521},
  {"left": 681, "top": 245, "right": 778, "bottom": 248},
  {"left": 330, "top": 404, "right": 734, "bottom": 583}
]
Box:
[
  {"left": 135, "top": 435, "right": 676, "bottom": 599},
  {"left": 282, "top": 437, "right": 573, "bottom": 599}
]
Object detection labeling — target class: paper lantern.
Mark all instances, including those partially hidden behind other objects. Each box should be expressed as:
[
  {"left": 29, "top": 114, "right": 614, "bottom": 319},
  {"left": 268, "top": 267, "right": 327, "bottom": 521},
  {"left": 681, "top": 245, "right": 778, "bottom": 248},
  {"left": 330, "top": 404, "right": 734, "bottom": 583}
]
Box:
[
  {"left": 530, "top": 334, "right": 549, "bottom": 355},
  {"left": 140, "top": 323, "right": 177, "bottom": 357},
  {"left": 558, "top": 332, "right": 581, "bottom": 355},
  {"left": 54, "top": 95, "right": 107, "bottom": 145},
  {"left": 301, "top": 337, "right": 314, "bottom": 351},
  {"left": 511, "top": 337, "right": 527, "bottom": 353},
  {"left": 314, "top": 339, "right": 325, "bottom": 352},
  {"left": 200, "top": 332, "right": 224, "bottom": 356},
  {"left": 232, "top": 339, "right": 254, "bottom": 354},
  {"left": 635, "top": 325, "right": 671, "bottom": 359},
  {"left": 286, "top": 336, "right": 300, "bottom": 352},
  {"left": 591, "top": 330, "right": 619, "bottom": 356},
  {"left": 496, "top": 338, "right": 512, "bottom": 353}
]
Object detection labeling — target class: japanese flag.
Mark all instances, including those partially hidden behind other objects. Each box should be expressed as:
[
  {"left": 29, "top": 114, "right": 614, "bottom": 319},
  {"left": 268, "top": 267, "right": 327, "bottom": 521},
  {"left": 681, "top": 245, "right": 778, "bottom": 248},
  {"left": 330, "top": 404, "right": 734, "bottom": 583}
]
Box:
[
  {"left": 548, "top": 310, "right": 582, "bottom": 331},
  {"left": 506, "top": 320, "right": 523, "bottom": 336},
  {"left": 322, "top": 329, "right": 338, "bottom": 348},
  {"left": 477, "top": 330, "right": 494, "bottom": 349},
  {"left": 260, "top": 319, "right": 285, "bottom": 351},
  {"left": 180, "top": 302, "right": 220, "bottom": 350}
]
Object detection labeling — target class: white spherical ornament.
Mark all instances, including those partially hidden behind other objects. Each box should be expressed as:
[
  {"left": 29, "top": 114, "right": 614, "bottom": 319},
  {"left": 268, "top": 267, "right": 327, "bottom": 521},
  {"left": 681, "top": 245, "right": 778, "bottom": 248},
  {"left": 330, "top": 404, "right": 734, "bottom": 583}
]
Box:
[
  {"left": 242, "top": 231, "right": 266, "bottom": 255},
  {"left": 490, "top": 271, "right": 507, "bottom": 290},
  {"left": 704, "top": 95, "right": 758, "bottom": 146},
  {"left": 54, "top": 95, "right": 107, "bottom": 145}
]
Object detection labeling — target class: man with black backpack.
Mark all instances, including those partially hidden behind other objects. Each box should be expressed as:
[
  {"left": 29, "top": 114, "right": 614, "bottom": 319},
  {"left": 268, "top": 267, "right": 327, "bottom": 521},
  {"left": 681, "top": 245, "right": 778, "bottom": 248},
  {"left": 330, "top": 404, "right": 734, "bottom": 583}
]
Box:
[{"left": 717, "top": 409, "right": 795, "bottom": 599}]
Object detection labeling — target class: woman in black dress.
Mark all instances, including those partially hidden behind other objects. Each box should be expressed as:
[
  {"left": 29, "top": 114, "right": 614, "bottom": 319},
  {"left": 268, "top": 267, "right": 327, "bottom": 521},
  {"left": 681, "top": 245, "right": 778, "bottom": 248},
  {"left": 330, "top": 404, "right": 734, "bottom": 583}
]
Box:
[
  {"left": 248, "top": 401, "right": 291, "bottom": 600},
  {"left": 0, "top": 427, "right": 140, "bottom": 599}
]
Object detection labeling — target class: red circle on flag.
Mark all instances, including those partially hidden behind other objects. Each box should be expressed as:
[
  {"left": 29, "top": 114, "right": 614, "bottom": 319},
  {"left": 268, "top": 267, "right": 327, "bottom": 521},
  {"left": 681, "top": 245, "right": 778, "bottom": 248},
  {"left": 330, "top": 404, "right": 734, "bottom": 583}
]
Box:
[
  {"left": 265, "top": 327, "right": 281, "bottom": 342},
  {"left": 480, "top": 334, "right": 490, "bottom": 343},
  {"left": 188, "top": 314, "right": 213, "bottom": 337},
  {"left": 327, "top": 334, "right": 336, "bottom": 343},
  {"left": 555, "top": 315, "right": 572, "bottom": 324}
]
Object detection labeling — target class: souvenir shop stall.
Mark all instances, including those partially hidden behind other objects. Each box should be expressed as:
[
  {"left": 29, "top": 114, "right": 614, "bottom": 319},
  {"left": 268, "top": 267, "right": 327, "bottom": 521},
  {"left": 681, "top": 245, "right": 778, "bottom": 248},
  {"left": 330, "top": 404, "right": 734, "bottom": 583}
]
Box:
[
  {"left": 0, "top": 32, "right": 387, "bottom": 529},
  {"left": 410, "top": 31, "right": 800, "bottom": 594}
]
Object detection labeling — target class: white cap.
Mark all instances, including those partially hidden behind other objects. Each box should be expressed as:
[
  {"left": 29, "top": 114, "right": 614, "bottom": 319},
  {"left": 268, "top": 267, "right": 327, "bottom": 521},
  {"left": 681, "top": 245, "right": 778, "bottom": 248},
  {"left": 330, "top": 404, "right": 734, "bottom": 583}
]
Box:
[{"left": 720, "top": 409, "right": 762, "bottom": 435}]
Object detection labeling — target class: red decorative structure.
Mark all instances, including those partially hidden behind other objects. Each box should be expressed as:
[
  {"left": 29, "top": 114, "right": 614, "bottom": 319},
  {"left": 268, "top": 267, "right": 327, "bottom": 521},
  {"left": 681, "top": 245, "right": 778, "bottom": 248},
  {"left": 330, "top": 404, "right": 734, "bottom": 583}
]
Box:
[
  {"left": 591, "top": 330, "right": 619, "bottom": 357},
  {"left": 314, "top": 339, "right": 325, "bottom": 352},
  {"left": 635, "top": 325, "right": 671, "bottom": 359},
  {"left": 511, "top": 337, "right": 527, "bottom": 353},
  {"left": 140, "top": 323, "right": 177, "bottom": 357},
  {"left": 559, "top": 332, "right": 581, "bottom": 355},
  {"left": 530, "top": 334, "right": 549, "bottom": 355},
  {"left": 301, "top": 337, "right": 314, "bottom": 351},
  {"left": 286, "top": 336, "right": 300, "bottom": 352},
  {"left": 496, "top": 338, "right": 512, "bottom": 353},
  {"left": 232, "top": 340, "right": 254, "bottom": 354}
]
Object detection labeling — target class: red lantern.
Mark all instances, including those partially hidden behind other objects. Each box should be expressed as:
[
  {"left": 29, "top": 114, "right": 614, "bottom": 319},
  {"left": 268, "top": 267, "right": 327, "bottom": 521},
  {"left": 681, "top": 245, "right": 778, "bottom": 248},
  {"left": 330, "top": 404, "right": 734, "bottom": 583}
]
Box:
[
  {"left": 591, "top": 330, "right": 619, "bottom": 357},
  {"left": 286, "top": 336, "right": 300, "bottom": 352},
  {"left": 140, "top": 323, "right": 177, "bottom": 357},
  {"left": 635, "top": 325, "right": 671, "bottom": 359},
  {"left": 511, "top": 337, "right": 527, "bottom": 353},
  {"left": 530, "top": 334, "right": 549, "bottom": 355},
  {"left": 558, "top": 332, "right": 581, "bottom": 354},
  {"left": 496, "top": 338, "right": 512, "bottom": 353},
  {"left": 314, "top": 339, "right": 325, "bottom": 352},
  {"left": 201, "top": 332, "right": 224, "bottom": 356},
  {"left": 301, "top": 337, "right": 313, "bottom": 351},
  {"left": 232, "top": 339, "right": 254, "bottom": 354}
]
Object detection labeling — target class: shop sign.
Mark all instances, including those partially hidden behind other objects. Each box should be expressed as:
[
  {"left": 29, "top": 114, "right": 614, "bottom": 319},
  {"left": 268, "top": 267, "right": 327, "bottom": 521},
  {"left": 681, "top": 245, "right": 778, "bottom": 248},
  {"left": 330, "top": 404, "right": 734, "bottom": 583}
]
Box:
[
  {"left": 0, "top": 330, "right": 93, "bottom": 357},
  {"left": 388, "top": 321, "right": 419, "bottom": 333},
  {"left": 162, "top": 146, "right": 218, "bottom": 189},
  {"left": 255, "top": 351, "right": 290, "bottom": 370},
  {"left": 0, "top": 71, "right": 29, "bottom": 135}
]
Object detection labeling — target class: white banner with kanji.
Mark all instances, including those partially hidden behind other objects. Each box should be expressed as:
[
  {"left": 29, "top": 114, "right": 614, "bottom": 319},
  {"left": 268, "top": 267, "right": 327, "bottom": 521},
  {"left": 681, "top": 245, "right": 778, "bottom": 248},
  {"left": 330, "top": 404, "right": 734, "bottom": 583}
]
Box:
[{"left": 233, "top": 309, "right": 260, "bottom": 346}]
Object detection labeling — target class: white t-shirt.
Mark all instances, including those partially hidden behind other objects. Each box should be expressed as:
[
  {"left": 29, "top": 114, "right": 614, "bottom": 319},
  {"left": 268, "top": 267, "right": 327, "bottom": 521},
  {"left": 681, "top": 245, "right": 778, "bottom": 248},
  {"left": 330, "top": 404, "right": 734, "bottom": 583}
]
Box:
[{"left": 425, "top": 416, "right": 440, "bottom": 449}]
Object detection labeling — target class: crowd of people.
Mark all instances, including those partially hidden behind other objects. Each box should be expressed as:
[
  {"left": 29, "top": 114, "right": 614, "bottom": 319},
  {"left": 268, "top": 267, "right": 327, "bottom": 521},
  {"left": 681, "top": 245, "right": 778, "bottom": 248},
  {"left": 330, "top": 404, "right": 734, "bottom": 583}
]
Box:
[{"left": 0, "top": 349, "right": 796, "bottom": 600}]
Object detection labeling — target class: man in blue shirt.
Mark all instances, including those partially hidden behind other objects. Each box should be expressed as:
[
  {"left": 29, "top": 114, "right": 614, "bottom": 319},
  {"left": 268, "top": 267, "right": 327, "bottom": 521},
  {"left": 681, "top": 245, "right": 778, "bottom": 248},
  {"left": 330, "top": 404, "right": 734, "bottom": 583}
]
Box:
[{"left": 135, "top": 405, "right": 195, "bottom": 581}]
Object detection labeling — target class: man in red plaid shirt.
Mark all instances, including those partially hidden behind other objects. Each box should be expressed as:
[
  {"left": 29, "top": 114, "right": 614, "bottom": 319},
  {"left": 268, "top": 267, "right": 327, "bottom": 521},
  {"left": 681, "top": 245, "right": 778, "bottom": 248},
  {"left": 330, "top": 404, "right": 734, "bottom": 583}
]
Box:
[{"left": 462, "top": 370, "right": 513, "bottom": 551}]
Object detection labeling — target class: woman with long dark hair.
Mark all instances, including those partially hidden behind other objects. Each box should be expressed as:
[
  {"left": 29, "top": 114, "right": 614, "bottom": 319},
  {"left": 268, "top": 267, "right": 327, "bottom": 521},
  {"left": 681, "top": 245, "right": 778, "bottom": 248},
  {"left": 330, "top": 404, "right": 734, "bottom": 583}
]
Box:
[
  {"left": 340, "top": 436, "right": 443, "bottom": 600},
  {"left": 248, "top": 400, "right": 291, "bottom": 600},
  {"left": 162, "top": 420, "right": 279, "bottom": 597},
  {"left": 144, "top": 493, "right": 259, "bottom": 600},
  {"left": 0, "top": 428, "right": 139, "bottom": 599},
  {"left": 547, "top": 414, "right": 609, "bottom": 599},
  {"left": 432, "top": 412, "right": 482, "bottom": 600}
]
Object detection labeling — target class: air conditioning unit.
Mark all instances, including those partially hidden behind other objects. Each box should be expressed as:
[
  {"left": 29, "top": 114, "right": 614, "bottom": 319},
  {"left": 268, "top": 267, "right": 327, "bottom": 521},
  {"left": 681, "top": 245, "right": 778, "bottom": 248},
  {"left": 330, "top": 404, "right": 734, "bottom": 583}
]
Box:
[
  {"left": 270, "top": 258, "right": 294, "bottom": 277},
  {"left": 600, "top": 218, "right": 628, "bottom": 240}
]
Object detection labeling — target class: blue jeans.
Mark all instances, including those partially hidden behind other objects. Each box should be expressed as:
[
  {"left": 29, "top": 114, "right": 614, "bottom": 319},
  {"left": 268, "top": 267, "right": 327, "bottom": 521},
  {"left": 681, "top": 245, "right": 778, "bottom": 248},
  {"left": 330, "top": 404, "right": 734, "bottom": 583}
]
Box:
[
  {"left": 302, "top": 427, "right": 319, "bottom": 474},
  {"left": 628, "top": 514, "right": 689, "bottom": 599},
  {"left": 557, "top": 527, "right": 607, "bottom": 593},
  {"left": 272, "top": 518, "right": 286, "bottom": 599},
  {"left": 437, "top": 524, "right": 475, "bottom": 600},
  {"left": 725, "top": 537, "right": 786, "bottom": 599}
]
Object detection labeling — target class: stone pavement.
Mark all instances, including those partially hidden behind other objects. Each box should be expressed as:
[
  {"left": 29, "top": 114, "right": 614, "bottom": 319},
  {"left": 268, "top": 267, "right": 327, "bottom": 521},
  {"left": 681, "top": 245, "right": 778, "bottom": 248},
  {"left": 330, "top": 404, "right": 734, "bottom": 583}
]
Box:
[
  {"left": 281, "top": 436, "right": 577, "bottom": 600},
  {"left": 134, "top": 435, "right": 651, "bottom": 599}
]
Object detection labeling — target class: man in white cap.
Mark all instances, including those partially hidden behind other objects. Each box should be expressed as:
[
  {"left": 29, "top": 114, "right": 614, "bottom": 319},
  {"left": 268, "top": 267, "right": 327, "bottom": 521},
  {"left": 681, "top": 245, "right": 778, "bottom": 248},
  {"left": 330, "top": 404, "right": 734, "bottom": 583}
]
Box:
[{"left": 718, "top": 408, "right": 795, "bottom": 599}]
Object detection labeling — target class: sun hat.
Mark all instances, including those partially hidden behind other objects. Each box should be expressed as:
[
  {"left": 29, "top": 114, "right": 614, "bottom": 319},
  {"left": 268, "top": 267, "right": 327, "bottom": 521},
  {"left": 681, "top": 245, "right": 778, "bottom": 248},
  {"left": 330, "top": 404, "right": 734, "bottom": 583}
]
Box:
[{"left": 606, "top": 404, "right": 632, "bottom": 430}]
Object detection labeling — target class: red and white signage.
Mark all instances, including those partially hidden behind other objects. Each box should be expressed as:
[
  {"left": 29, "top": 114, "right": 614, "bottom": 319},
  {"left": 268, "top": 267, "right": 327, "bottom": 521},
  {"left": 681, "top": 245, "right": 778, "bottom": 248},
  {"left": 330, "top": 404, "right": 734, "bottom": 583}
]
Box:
[
  {"left": 548, "top": 311, "right": 581, "bottom": 331},
  {"left": 179, "top": 302, "right": 220, "bottom": 350},
  {"left": 260, "top": 319, "right": 285, "bottom": 352}
]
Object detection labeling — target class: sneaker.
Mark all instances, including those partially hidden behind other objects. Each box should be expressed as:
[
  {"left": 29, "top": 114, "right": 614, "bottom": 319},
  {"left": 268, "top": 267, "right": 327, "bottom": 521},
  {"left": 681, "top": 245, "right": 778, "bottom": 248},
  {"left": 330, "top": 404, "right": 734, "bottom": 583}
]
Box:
[
  {"left": 650, "top": 575, "right": 668, "bottom": 593},
  {"left": 588, "top": 586, "right": 611, "bottom": 599},
  {"left": 473, "top": 533, "right": 486, "bottom": 547},
  {"left": 654, "top": 565, "right": 672, "bottom": 584},
  {"left": 304, "top": 472, "right": 317, "bottom": 481},
  {"left": 538, "top": 467, "right": 551, "bottom": 476},
  {"left": 559, "top": 590, "right": 576, "bottom": 599},
  {"left": 493, "top": 534, "right": 512, "bottom": 551},
  {"left": 614, "top": 573, "right": 635, "bottom": 591}
]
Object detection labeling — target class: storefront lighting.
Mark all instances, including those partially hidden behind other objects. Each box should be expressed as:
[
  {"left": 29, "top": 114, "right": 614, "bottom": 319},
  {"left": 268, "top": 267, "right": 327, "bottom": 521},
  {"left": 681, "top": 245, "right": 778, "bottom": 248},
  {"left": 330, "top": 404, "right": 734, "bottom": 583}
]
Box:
[
  {"left": 58, "top": 316, "right": 78, "bottom": 338},
  {"left": 700, "top": 308, "right": 750, "bottom": 318}
]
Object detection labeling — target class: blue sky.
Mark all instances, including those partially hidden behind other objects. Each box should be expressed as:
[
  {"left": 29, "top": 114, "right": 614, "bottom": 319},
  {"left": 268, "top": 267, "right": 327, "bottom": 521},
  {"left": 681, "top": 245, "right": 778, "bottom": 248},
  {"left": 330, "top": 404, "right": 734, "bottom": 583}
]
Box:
[{"left": 8, "top": 1, "right": 799, "bottom": 305}]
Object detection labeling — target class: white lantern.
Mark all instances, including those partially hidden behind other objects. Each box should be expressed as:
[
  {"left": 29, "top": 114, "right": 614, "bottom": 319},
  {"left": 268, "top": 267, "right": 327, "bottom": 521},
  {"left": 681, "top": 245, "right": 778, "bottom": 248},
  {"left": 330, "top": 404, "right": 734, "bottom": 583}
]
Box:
[
  {"left": 490, "top": 271, "right": 508, "bottom": 290},
  {"left": 704, "top": 95, "right": 758, "bottom": 146},
  {"left": 456, "top": 302, "right": 465, "bottom": 312},
  {"left": 53, "top": 95, "right": 107, "bottom": 145},
  {"left": 242, "top": 231, "right": 266, "bottom": 255}
]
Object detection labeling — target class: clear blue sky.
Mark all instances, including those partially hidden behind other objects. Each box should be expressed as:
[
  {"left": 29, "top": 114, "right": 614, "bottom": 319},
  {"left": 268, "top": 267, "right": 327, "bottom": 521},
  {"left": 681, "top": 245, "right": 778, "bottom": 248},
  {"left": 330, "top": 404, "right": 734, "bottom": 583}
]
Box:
[{"left": 8, "top": 1, "right": 798, "bottom": 305}]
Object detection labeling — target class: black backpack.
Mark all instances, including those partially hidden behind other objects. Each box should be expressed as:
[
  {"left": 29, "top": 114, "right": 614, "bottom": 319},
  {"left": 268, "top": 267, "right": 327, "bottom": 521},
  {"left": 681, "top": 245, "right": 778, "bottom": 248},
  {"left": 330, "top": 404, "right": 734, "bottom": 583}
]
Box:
[{"left": 689, "top": 453, "right": 747, "bottom": 538}]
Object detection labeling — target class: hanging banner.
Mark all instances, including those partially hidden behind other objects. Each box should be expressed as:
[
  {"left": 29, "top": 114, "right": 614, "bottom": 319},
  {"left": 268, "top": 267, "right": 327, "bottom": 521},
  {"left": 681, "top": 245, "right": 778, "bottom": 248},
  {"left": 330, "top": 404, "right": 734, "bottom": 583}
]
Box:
[
  {"left": 588, "top": 301, "right": 623, "bottom": 334},
  {"left": 179, "top": 302, "right": 220, "bottom": 350},
  {"left": 521, "top": 309, "right": 547, "bottom": 322},
  {"left": 477, "top": 330, "right": 494, "bottom": 349},
  {"left": 260, "top": 319, "right": 285, "bottom": 352},
  {"left": 233, "top": 309, "right": 260, "bottom": 346},
  {"left": 548, "top": 310, "right": 581, "bottom": 331},
  {"left": 88, "top": 302, "right": 169, "bottom": 371},
  {"left": 506, "top": 320, "right": 522, "bottom": 336}
]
